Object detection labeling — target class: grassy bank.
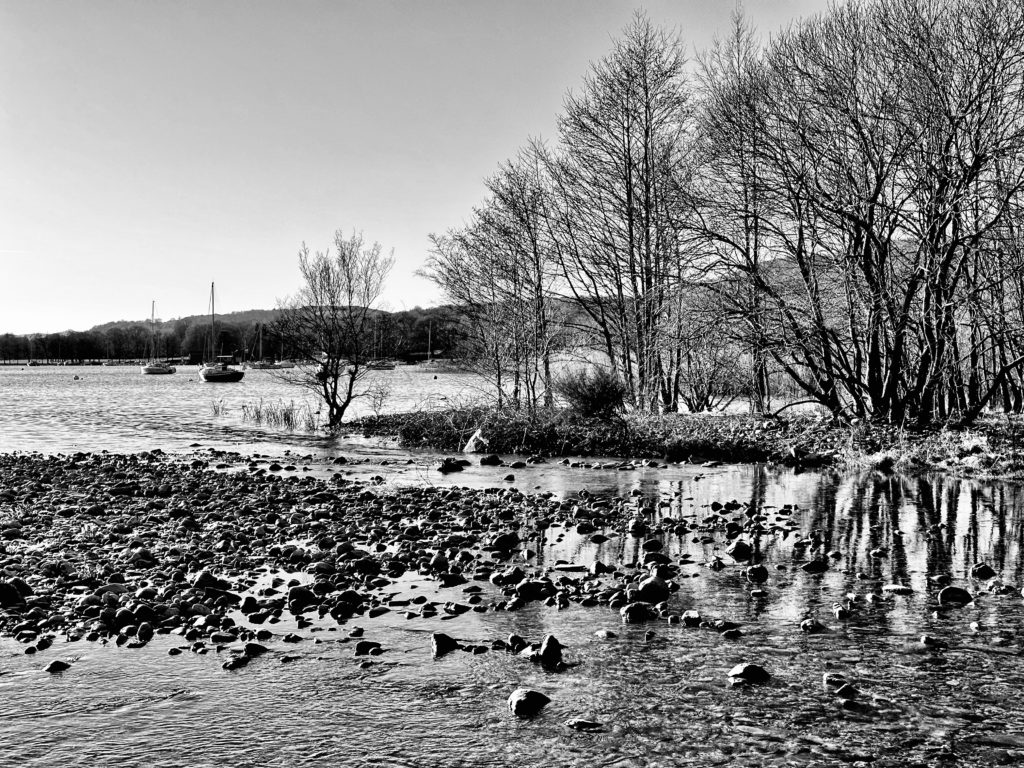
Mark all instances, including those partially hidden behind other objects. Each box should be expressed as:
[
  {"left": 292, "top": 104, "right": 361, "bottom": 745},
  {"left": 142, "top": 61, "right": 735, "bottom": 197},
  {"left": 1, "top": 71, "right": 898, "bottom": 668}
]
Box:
[{"left": 352, "top": 406, "right": 1024, "bottom": 477}]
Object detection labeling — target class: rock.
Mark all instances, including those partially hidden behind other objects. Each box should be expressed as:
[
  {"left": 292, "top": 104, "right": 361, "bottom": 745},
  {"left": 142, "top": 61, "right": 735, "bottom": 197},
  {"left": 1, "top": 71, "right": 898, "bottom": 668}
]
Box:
[
  {"left": 507, "top": 688, "right": 550, "bottom": 718},
  {"left": 538, "top": 634, "right": 563, "bottom": 670},
  {"left": 222, "top": 655, "right": 250, "bottom": 671},
  {"left": 506, "top": 634, "right": 529, "bottom": 654},
  {"left": 479, "top": 454, "right": 502, "bottom": 466},
  {"left": 801, "top": 558, "right": 828, "bottom": 574},
  {"left": 682, "top": 610, "right": 701, "bottom": 627},
  {"left": 938, "top": 586, "right": 974, "bottom": 606},
  {"left": 635, "top": 575, "right": 670, "bottom": 604},
  {"left": 620, "top": 602, "right": 656, "bottom": 624},
  {"left": 725, "top": 539, "right": 753, "bottom": 562},
  {"left": 462, "top": 428, "right": 488, "bottom": 453},
  {"left": 728, "top": 662, "right": 771, "bottom": 686},
  {"left": 744, "top": 565, "right": 769, "bottom": 584},
  {"left": 565, "top": 718, "right": 604, "bottom": 732},
  {"left": 354, "top": 640, "right": 382, "bottom": 656},
  {"left": 971, "top": 562, "right": 997, "bottom": 580},
  {"left": 490, "top": 531, "right": 520, "bottom": 551},
  {"left": 44, "top": 659, "right": 72, "bottom": 673},
  {"left": 835, "top": 683, "right": 859, "bottom": 700},
  {"left": 800, "top": 618, "right": 827, "bottom": 634},
  {"left": 436, "top": 457, "right": 465, "bottom": 474},
  {"left": 431, "top": 632, "right": 460, "bottom": 658},
  {"left": 192, "top": 570, "right": 232, "bottom": 591},
  {"left": 0, "top": 580, "right": 25, "bottom": 608}
]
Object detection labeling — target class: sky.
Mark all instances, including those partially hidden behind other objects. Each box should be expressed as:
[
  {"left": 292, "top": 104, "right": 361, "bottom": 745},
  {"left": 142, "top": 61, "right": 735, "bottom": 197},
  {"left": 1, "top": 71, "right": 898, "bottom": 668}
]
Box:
[{"left": 0, "top": 0, "right": 828, "bottom": 335}]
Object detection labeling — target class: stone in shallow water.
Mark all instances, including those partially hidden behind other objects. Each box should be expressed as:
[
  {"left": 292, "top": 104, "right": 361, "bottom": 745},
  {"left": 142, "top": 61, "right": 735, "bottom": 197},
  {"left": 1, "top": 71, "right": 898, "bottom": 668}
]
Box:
[
  {"left": 971, "top": 562, "right": 997, "bottom": 580},
  {"left": 44, "top": 659, "right": 71, "bottom": 674},
  {"left": 565, "top": 718, "right": 604, "bottom": 732},
  {"left": 725, "top": 539, "right": 753, "bottom": 562},
  {"left": 431, "top": 632, "right": 460, "bottom": 658},
  {"left": 354, "top": 640, "right": 382, "bottom": 656},
  {"left": 728, "top": 662, "right": 771, "bottom": 685},
  {"left": 507, "top": 688, "right": 550, "bottom": 718},
  {"left": 938, "top": 586, "right": 974, "bottom": 606},
  {"left": 620, "top": 602, "right": 656, "bottom": 624}
]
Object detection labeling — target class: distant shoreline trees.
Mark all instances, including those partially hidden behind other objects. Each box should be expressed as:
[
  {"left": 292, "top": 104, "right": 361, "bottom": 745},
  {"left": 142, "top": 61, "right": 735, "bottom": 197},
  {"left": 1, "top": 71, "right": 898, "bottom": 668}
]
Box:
[
  {"left": 425, "top": 0, "right": 1024, "bottom": 426},
  {"left": 0, "top": 305, "right": 464, "bottom": 367}
]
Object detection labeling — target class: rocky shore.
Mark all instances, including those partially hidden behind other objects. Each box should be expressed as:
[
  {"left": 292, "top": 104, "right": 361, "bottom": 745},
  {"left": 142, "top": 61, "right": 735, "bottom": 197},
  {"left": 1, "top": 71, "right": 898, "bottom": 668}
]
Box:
[{"left": 3, "top": 449, "right": 1023, "bottom": 766}]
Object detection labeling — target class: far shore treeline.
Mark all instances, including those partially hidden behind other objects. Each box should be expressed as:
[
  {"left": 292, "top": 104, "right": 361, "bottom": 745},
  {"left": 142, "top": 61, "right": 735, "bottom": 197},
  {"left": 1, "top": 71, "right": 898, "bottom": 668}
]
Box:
[{"left": 0, "top": 306, "right": 464, "bottom": 365}]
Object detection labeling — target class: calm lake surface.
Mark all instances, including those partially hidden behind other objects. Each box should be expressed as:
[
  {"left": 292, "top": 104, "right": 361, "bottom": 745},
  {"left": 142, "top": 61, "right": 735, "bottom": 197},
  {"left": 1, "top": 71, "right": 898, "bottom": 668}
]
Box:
[{"left": 2, "top": 366, "right": 1024, "bottom": 766}]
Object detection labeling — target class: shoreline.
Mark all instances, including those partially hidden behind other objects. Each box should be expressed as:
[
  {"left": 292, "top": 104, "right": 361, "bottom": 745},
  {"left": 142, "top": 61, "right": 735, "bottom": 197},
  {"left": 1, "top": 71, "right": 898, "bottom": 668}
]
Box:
[{"left": 351, "top": 408, "right": 1024, "bottom": 481}]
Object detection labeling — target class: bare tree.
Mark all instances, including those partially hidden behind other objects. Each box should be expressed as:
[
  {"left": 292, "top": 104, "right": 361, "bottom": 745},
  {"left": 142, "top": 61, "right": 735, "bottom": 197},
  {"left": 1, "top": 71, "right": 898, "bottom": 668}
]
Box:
[
  {"left": 274, "top": 230, "right": 394, "bottom": 428},
  {"left": 542, "top": 11, "right": 693, "bottom": 413},
  {"left": 424, "top": 151, "right": 565, "bottom": 411}
]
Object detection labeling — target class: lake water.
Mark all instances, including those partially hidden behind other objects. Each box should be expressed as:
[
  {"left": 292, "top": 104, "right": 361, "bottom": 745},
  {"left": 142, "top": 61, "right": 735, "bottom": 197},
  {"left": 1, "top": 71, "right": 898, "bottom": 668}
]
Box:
[{"left": 2, "top": 366, "right": 1024, "bottom": 766}]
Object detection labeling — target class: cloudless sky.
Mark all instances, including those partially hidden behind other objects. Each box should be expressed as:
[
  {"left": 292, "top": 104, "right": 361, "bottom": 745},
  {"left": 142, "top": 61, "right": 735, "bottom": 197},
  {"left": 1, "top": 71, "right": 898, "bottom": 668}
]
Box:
[{"left": 0, "top": 0, "right": 827, "bottom": 335}]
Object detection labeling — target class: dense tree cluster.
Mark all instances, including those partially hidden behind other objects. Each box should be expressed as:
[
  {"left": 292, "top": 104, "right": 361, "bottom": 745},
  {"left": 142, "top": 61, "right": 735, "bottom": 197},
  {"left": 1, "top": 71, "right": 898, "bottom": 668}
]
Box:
[
  {"left": 0, "top": 307, "right": 463, "bottom": 367},
  {"left": 426, "top": 0, "right": 1024, "bottom": 425}
]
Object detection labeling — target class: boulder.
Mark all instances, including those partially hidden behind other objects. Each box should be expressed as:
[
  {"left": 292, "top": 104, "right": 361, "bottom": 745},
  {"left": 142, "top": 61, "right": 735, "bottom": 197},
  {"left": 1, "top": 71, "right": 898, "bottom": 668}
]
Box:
[
  {"left": 508, "top": 688, "right": 550, "bottom": 718},
  {"left": 728, "top": 662, "right": 771, "bottom": 686},
  {"left": 538, "top": 634, "right": 563, "bottom": 670},
  {"left": 725, "top": 539, "right": 753, "bottom": 562},
  {"left": 354, "top": 640, "right": 382, "bottom": 656},
  {"left": 0, "top": 580, "right": 25, "bottom": 608},
  {"left": 431, "top": 632, "right": 460, "bottom": 658},
  {"left": 938, "top": 586, "right": 974, "bottom": 606},
  {"left": 971, "top": 562, "right": 997, "bottom": 580},
  {"left": 44, "top": 660, "right": 72, "bottom": 674},
  {"left": 744, "top": 565, "right": 769, "bottom": 584},
  {"left": 490, "top": 532, "right": 520, "bottom": 551},
  {"left": 287, "top": 585, "right": 318, "bottom": 611},
  {"left": 635, "top": 575, "right": 670, "bottom": 604},
  {"left": 620, "top": 602, "right": 656, "bottom": 624}
]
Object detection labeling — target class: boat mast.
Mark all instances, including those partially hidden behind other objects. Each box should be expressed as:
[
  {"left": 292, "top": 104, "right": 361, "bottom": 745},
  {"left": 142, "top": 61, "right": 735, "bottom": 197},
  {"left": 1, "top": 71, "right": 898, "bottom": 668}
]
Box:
[{"left": 209, "top": 282, "right": 216, "bottom": 360}]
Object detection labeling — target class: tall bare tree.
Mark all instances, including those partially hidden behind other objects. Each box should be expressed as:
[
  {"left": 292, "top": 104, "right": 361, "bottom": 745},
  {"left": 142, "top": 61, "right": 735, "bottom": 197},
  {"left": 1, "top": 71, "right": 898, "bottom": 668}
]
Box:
[{"left": 542, "top": 11, "right": 693, "bottom": 412}]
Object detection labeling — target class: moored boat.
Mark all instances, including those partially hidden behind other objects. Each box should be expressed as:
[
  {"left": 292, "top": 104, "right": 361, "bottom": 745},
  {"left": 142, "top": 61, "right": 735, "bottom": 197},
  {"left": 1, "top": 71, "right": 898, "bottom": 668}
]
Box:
[
  {"left": 198, "top": 283, "right": 244, "bottom": 383},
  {"left": 141, "top": 301, "right": 176, "bottom": 375}
]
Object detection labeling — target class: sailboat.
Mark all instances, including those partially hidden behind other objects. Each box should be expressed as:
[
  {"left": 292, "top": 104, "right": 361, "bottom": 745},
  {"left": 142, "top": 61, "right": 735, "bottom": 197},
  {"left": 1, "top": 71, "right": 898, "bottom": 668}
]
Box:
[
  {"left": 244, "top": 323, "right": 277, "bottom": 369},
  {"left": 140, "top": 301, "right": 176, "bottom": 375},
  {"left": 199, "top": 282, "right": 244, "bottom": 383}
]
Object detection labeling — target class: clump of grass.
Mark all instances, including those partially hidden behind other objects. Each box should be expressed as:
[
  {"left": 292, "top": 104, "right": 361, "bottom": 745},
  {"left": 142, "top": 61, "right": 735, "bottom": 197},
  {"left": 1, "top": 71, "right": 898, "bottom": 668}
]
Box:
[
  {"left": 211, "top": 399, "right": 227, "bottom": 417},
  {"left": 241, "top": 399, "right": 318, "bottom": 431}
]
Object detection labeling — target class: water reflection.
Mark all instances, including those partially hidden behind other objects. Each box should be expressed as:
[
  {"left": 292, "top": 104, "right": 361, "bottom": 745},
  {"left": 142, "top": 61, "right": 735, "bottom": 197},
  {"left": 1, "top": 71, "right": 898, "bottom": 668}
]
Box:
[{"left": 4, "top": 367, "right": 1024, "bottom": 765}]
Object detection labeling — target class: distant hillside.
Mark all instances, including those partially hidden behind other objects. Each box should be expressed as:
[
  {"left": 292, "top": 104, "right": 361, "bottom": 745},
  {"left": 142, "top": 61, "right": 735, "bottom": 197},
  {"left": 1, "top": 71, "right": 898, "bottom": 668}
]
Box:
[{"left": 89, "top": 308, "right": 282, "bottom": 334}]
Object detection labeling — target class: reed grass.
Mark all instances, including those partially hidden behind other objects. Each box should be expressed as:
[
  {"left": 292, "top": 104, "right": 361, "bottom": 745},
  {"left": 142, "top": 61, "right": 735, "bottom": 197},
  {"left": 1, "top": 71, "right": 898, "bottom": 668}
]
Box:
[
  {"left": 210, "top": 399, "right": 227, "bottom": 417},
  {"left": 241, "top": 399, "right": 319, "bottom": 431}
]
